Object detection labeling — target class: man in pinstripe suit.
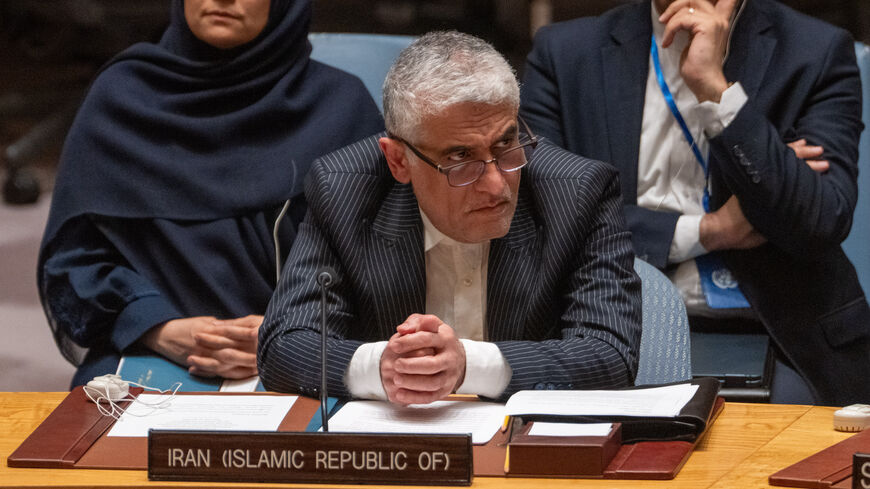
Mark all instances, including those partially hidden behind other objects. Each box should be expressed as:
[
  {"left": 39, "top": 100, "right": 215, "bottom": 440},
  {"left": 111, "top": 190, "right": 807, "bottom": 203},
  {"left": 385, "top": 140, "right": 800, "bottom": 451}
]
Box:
[{"left": 258, "top": 31, "right": 642, "bottom": 405}]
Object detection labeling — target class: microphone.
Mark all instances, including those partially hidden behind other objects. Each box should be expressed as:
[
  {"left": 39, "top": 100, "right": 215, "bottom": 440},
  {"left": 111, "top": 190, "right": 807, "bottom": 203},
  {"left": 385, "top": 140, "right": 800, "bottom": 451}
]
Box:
[{"left": 315, "top": 266, "right": 337, "bottom": 432}]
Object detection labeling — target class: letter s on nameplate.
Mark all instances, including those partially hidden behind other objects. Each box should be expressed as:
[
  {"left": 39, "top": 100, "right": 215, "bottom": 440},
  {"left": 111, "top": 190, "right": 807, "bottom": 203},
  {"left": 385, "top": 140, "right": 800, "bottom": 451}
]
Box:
[
  {"left": 855, "top": 452, "right": 870, "bottom": 489},
  {"left": 148, "top": 430, "right": 473, "bottom": 485}
]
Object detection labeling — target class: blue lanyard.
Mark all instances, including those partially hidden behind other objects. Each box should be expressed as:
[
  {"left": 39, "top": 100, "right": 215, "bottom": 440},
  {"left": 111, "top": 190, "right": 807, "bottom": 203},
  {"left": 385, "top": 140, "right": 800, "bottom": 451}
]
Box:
[{"left": 650, "top": 34, "right": 710, "bottom": 212}]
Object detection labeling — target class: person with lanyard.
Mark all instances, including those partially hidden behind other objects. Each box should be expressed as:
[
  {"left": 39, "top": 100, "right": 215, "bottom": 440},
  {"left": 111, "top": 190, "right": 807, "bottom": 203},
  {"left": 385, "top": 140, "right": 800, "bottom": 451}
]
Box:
[
  {"left": 520, "top": 0, "right": 870, "bottom": 405},
  {"left": 38, "top": 0, "right": 384, "bottom": 388}
]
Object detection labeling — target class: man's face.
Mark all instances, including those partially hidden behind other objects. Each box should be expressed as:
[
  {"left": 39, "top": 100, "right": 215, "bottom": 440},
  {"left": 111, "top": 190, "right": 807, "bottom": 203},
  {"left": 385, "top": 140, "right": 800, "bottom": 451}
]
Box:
[
  {"left": 184, "top": 0, "right": 271, "bottom": 49},
  {"left": 382, "top": 102, "right": 521, "bottom": 244}
]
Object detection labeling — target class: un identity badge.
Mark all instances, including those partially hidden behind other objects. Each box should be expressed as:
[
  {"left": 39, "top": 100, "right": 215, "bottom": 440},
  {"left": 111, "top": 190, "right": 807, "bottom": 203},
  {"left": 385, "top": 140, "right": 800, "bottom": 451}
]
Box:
[{"left": 711, "top": 267, "right": 739, "bottom": 290}]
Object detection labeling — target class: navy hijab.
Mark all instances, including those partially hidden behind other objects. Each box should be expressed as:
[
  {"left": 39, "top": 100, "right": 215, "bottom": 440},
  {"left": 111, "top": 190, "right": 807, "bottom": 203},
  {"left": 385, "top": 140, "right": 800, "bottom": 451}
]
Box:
[
  {"left": 44, "top": 0, "right": 381, "bottom": 234},
  {"left": 40, "top": 0, "right": 383, "bottom": 366}
]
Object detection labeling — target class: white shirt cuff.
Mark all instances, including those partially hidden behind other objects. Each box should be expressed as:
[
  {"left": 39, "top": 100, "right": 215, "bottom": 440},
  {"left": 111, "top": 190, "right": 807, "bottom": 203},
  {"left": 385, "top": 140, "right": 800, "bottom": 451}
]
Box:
[
  {"left": 345, "top": 341, "right": 389, "bottom": 400},
  {"left": 669, "top": 214, "right": 708, "bottom": 263},
  {"left": 455, "top": 339, "right": 512, "bottom": 398},
  {"left": 698, "top": 82, "right": 748, "bottom": 138}
]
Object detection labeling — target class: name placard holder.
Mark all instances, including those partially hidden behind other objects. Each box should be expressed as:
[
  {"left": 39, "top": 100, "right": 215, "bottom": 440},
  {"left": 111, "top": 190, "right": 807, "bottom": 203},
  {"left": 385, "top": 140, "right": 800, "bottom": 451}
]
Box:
[
  {"left": 148, "top": 430, "right": 472, "bottom": 486},
  {"left": 855, "top": 452, "right": 870, "bottom": 489}
]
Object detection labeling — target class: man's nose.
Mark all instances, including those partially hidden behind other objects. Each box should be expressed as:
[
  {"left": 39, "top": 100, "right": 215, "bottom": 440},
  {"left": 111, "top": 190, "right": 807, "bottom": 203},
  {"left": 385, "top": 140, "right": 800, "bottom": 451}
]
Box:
[{"left": 473, "top": 161, "right": 507, "bottom": 194}]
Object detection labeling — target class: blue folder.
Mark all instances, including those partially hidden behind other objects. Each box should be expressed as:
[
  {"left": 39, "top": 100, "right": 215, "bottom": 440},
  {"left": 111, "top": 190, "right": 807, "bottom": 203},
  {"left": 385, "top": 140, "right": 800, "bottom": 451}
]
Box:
[{"left": 117, "top": 354, "right": 265, "bottom": 392}]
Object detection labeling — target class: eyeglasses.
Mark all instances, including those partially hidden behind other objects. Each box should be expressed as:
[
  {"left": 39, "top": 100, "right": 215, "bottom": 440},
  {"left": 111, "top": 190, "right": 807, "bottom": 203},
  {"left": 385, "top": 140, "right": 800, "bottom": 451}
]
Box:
[{"left": 391, "top": 117, "right": 538, "bottom": 187}]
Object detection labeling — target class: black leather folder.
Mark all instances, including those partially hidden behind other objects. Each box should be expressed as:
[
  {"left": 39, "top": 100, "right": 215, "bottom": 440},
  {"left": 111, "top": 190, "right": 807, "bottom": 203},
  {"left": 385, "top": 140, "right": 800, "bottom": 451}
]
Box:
[{"left": 515, "top": 378, "right": 721, "bottom": 443}]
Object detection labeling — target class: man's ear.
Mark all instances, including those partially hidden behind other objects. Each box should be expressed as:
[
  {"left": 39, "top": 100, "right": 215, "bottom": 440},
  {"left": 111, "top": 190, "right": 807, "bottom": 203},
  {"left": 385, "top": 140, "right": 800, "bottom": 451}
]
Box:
[{"left": 379, "top": 137, "right": 412, "bottom": 184}]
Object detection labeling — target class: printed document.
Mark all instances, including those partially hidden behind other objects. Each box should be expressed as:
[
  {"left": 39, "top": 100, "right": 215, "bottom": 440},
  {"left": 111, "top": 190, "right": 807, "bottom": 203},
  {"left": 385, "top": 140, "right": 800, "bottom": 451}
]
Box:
[
  {"left": 326, "top": 400, "right": 506, "bottom": 444},
  {"left": 107, "top": 394, "right": 296, "bottom": 437},
  {"left": 505, "top": 384, "right": 699, "bottom": 418},
  {"left": 528, "top": 422, "right": 613, "bottom": 437}
]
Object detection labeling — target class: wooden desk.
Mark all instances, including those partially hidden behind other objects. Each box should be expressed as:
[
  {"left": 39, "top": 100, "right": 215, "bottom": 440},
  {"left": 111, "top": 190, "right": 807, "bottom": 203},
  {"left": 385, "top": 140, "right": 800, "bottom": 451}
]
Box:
[{"left": 0, "top": 392, "right": 854, "bottom": 488}]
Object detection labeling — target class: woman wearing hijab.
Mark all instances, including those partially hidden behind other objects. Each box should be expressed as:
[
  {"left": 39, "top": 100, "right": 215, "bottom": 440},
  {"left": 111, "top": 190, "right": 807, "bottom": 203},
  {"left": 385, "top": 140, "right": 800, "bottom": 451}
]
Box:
[{"left": 38, "top": 0, "right": 384, "bottom": 387}]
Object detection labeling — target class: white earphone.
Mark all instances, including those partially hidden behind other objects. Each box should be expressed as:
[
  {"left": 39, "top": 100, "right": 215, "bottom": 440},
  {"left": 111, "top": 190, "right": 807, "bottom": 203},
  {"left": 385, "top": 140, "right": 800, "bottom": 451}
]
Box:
[
  {"left": 85, "top": 374, "right": 130, "bottom": 401},
  {"left": 83, "top": 374, "right": 181, "bottom": 419}
]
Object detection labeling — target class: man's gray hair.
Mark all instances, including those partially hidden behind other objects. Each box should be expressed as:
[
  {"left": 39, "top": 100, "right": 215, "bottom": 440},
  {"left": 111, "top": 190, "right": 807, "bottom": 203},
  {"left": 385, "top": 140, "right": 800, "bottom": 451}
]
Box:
[{"left": 383, "top": 31, "right": 520, "bottom": 140}]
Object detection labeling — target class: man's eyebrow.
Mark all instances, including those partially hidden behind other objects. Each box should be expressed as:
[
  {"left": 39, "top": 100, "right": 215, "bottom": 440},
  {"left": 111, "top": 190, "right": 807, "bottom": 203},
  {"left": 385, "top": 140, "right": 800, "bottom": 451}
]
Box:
[
  {"left": 437, "top": 124, "right": 519, "bottom": 157},
  {"left": 439, "top": 144, "right": 472, "bottom": 156},
  {"left": 500, "top": 125, "right": 519, "bottom": 139}
]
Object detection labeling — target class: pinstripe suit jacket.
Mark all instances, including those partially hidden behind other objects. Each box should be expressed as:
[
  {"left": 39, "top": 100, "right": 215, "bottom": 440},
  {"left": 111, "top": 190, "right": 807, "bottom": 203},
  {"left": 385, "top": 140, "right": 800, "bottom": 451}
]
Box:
[{"left": 258, "top": 135, "right": 642, "bottom": 401}]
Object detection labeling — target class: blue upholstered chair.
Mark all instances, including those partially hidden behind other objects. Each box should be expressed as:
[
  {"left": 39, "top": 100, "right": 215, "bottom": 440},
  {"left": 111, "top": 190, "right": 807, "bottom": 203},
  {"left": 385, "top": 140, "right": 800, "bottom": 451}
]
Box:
[
  {"left": 633, "top": 257, "right": 692, "bottom": 385},
  {"left": 308, "top": 33, "right": 416, "bottom": 112},
  {"left": 842, "top": 42, "right": 870, "bottom": 295}
]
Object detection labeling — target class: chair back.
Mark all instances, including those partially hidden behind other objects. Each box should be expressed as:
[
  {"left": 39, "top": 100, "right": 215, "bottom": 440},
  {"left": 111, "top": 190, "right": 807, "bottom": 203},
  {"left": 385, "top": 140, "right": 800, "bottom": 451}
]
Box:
[
  {"left": 308, "top": 33, "right": 416, "bottom": 112},
  {"left": 843, "top": 42, "right": 870, "bottom": 294},
  {"left": 633, "top": 257, "right": 692, "bottom": 385}
]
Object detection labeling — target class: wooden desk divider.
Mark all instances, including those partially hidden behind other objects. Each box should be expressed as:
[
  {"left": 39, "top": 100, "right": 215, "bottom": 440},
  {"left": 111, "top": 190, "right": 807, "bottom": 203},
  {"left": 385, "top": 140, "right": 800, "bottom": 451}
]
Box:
[
  {"left": 7, "top": 386, "right": 144, "bottom": 469},
  {"left": 769, "top": 429, "right": 870, "bottom": 488}
]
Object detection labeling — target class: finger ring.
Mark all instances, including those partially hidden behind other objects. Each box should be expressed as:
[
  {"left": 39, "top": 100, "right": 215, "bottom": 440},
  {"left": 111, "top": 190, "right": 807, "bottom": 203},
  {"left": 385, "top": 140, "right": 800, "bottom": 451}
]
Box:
[{"left": 688, "top": 7, "right": 695, "bottom": 13}]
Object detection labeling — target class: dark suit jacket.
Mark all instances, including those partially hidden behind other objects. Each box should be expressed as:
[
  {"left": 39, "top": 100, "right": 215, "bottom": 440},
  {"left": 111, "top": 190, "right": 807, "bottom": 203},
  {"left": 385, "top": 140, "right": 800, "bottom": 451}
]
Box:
[
  {"left": 258, "top": 135, "right": 642, "bottom": 401},
  {"left": 520, "top": 0, "right": 870, "bottom": 404}
]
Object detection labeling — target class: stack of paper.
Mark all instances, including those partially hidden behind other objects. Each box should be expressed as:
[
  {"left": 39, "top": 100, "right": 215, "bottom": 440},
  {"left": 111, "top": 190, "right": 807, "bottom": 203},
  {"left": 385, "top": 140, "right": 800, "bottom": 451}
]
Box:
[{"left": 325, "top": 400, "right": 506, "bottom": 444}]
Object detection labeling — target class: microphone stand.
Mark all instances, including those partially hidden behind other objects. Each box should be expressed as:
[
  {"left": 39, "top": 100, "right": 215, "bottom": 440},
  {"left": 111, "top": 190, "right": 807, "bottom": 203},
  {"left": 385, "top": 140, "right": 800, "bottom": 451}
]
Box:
[{"left": 316, "top": 267, "right": 336, "bottom": 432}]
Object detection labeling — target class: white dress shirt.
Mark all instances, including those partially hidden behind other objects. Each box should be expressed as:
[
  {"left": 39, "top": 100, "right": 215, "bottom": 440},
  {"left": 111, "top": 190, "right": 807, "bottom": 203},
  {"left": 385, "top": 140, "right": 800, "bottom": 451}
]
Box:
[
  {"left": 344, "top": 209, "right": 512, "bottom": 400},
  {"left": 638, "top": 4, "right": 748, "bottom": 315}
]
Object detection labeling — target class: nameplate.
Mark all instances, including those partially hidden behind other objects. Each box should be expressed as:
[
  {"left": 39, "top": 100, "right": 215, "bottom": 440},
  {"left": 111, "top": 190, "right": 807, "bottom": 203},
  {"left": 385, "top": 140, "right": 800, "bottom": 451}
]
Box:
[
  {"left": 855, "top": 452, "right": 870, "bottom": 489},
  {"left": 148, "top": 430, "right": 472, "bottom": 486}
]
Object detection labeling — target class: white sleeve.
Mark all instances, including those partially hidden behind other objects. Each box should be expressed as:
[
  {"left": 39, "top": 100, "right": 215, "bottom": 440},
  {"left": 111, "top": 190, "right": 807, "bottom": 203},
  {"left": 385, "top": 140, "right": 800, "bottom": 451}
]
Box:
[
  {"left": 698, "top": 82, "right": 748, "bottom": 138},
  {"left": 669, "top": 214, "right": 708, "bottom": 263},
  {"left": 344, "top": 341, "right": 389, "bottom": 400},
  {"left": 455, "top": 339, "right": 512, "bottom": 398}
]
